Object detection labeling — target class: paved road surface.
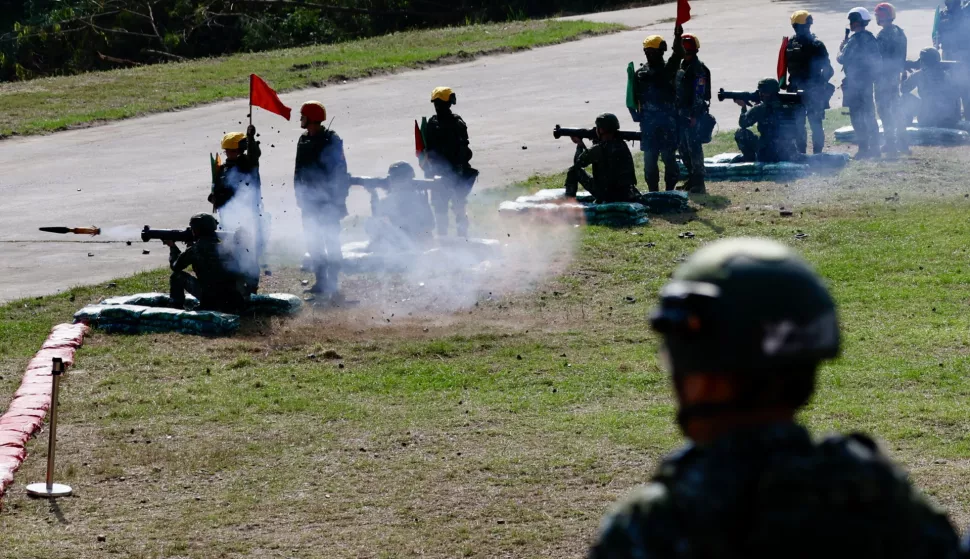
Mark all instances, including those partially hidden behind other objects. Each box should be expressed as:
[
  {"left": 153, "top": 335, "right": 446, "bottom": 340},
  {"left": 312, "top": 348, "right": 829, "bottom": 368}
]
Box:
[{"left": 0, "top": 0, "right": 936, "bottom": 302}]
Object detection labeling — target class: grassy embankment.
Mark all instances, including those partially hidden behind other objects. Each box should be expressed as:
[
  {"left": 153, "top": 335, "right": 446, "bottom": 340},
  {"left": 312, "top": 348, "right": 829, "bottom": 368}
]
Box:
[
  {"left": 2, "top": 116, "right": 970, "bottom": 557},
  {"left": 0, "top": 19, "right": 622, "bottom": 138}
]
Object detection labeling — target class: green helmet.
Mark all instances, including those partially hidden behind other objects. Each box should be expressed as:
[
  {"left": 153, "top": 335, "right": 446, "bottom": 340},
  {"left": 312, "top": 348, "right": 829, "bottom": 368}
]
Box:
[
  {"left": 189, "top": 213, "right": 219, "bottom": 235},
  {"left": 595, "top": 113, "right": 621, "bottom": 133},
  {"left": 650, "top": 238, "right": 839, "bottom": 378},
  {"left": 919, "top": 47, "right": 942, "bottom": 66},
  {"left": 388, "top": 161, "right": 416, "bottom": 181},
  {"left": 757, "top": 78, "right": 781, "bottom": 95}
]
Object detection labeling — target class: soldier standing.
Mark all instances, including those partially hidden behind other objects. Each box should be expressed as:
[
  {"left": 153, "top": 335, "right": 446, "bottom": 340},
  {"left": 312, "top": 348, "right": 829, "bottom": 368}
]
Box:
[
  {"left": 588, "top": 237, "right": 963, "bottom": 559},
  {"left": 294, "top": 101, "right": 350, "bottom": 302},
  {"left": 675, "top": 33, "right": 711, "bottom": 194},
  {"left": 734, "top": 78, "right": 799, "bottom": 162},
  {"left": 838, "top": 7, "right": 882, "bottom": 159},
  {"left": 423, "top": 87, "right": 478, "bottom": 238},
  {"left": 630, "top": 25, "right": 683, "bottom": 192},
  {"left": 874, "top": 3, "right": 909, "bottom": 156},
  {"left": 785, "top": 10, "right": 835, "bottom": 154},
  {"left": 936, "top": 0, "right": 970, "bottom": 119},
  {"left": 564, "top": 113, "right": 640, "bottom": 203},
  {"left": 209, "top": 126, "right": 265, "bottom": 263}
]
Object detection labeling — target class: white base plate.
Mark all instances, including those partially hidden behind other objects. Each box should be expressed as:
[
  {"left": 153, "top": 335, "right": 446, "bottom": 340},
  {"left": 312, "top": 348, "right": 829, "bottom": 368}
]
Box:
[{"left": 26, "top": 482, "right": 72, "bottom": 498}]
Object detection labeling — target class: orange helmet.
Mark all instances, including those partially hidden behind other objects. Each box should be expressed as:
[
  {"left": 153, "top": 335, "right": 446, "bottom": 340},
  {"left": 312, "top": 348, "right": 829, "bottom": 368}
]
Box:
[
  {"left": 874, "top": 2, "right": 896, "bottom": 20},
  {"left": 300, "top": 101, "right": 327, "bottom": 123},
  {"left": 682, "top": 33, "right": 700, "bottom": 52}
]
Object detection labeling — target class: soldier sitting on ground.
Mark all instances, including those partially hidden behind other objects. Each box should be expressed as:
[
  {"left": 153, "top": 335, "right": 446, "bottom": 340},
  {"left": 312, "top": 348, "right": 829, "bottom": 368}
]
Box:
[
  {"left": 734, "top": 78, "right": 800, "bottom": 163},
  {"left": 165, "top": 213, "right": 247, "bottom": 314},
  {"left": 589, "top": 237, "right": 963, "bottom": 559},
  {"left": 364, "top": 161, "right": 436, "bottom": 253},
  {"left": 901, "top": 47, "right": 962, "bottom": 129},
  {"left": 564, "top": 113, "right": 640, "bottom": 203}
]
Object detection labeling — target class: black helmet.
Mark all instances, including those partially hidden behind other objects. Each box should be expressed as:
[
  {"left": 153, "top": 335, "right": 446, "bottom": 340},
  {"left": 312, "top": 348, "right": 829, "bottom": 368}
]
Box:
[
  {"left": 594, "top": 113, "right": 621, "bottom": 133},
  {"left": 757, "top": 78, "right": 781, "bottom": 95},
  {"left": 651, "top": 237, "right": 839, "bottom": 377},
  {"left": 919, "top": 47, "right": 942, "bottom": 66},
  {"left": 388, "top": 161, "right": 416, "bottom": 181},
  {"left": 189, "top": 213, "right": 219, "bottom": 235}
]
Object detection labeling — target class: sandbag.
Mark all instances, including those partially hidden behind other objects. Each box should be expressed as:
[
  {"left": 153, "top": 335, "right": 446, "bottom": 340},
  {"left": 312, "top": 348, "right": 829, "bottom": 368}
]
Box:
[
  {"left": 678, "top": 152, "right": 849, "bottom": 181},
  {"left": 247, "top": 294, "right": 303, "bottom": 316},
  {"left": 834, "top": 124, "right": 970, "bottom": 146},
  {"left": 498, "top": 188, "right": 650, "bottom": 226},
  {"left": 75, "top": 303, "right": 239, "bottom": 336},
  {"left": 639, "top": 191, "right": 690, "bottom": 214}
]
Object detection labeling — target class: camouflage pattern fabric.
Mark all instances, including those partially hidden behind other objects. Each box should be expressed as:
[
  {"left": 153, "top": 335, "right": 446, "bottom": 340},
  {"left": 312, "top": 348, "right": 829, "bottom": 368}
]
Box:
[
  {"left": 589, "top": 422, "right": 962, "bottom": 559},
  {"left": 735, "top": 99, "right": 799, "bottom": 162},
  {"left": 565, "top": 138, "right": 640, "bottom": 202}
]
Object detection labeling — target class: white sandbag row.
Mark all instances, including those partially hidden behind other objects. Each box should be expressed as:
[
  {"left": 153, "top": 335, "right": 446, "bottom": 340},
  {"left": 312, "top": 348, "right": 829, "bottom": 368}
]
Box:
[
  {"left": 677, "top": 152, "right": 849, "bottom": 181},
  {"left": 498, "top": 189, "right": 650, "bottom": 226},
  {"left": 834, "top": 124, "right": 970, "bottom": 146}
]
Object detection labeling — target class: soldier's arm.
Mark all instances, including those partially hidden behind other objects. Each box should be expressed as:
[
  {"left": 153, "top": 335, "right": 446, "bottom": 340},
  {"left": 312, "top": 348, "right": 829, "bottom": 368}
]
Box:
[
  {"left": 900, "top": 72, "right": 918, "bottom": 94},
  {"left": 690, "top": 69, "right": 710, "bottom": 116},
  {"left": 818, "top": 42, "right": 835, "bottom": 82},
  {"left": 246, "top": 125, "right": 261, "bottom": 166},
  {"left": 738, "top": 104, "right": 761, "bottom": 128},
  {"left": 574, "top": 143, "right": 603, "bottom": 168},
  {"left": 170, "top": 244, "right": 193, "bottom": 272},
  {"left": 588, "top": 483, "right": 680, "bottom": 559},
  {"left": 327, "top": 133, "right": 351, "bottom": 197}
]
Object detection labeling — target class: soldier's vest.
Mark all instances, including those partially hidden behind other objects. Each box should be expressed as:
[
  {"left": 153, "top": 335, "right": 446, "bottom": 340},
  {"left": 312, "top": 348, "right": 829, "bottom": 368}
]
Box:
[
  {"left": 636, "top": 64, "right": 676, "bottom": 114},
  {"left": 786, "top": 35, "right": 824, "bottom": 85}
]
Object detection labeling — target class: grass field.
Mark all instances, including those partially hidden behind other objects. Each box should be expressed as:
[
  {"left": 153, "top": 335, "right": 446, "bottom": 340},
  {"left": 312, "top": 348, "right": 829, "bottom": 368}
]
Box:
[
  {"left": 0, "top": 19, "right": 621, "bottom": 139},
  {"left": 2, "top": 118, "right": 970, "bottom": 557}
]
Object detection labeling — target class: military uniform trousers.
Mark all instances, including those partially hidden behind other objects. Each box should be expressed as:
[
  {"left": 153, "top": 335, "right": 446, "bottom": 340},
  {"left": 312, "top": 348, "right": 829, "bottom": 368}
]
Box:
[
  {"left": 875, "top": 80, "right": 908, "bottom": 152},
  {"left": 844, "top": 81, "right": 880, "bottom": 154},
  {"left": 793, "top": 88, "right": 827, "bottom": 154},
  {"left": 301, "top": 204, "right": 344, "bottom": 295},
  {"left": 678, "top": 119, "right": 706, "bottom": 192},
  {"left": 641, "top": 115, "right": 679, "bottom": 192},
  {"left": 430, "top": 172, "right": 472, "bottom": 237}
]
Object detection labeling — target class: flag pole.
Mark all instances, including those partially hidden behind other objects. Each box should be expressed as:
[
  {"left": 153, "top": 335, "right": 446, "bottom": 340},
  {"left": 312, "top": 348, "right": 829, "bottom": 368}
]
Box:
[{"left": 248, "top": 74, "right": 254, "bottom": 128}]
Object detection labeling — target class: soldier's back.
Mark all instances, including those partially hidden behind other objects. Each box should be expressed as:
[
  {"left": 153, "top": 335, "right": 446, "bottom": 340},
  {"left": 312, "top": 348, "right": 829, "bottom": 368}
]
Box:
[{"left": 590, "top": 423, "right": 960, "bottom": 559}]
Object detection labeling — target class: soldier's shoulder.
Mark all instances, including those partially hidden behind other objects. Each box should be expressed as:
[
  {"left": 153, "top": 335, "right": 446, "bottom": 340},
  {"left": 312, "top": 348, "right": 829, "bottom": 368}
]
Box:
[{"left": 590, "top": 482, "right": 676, "bottom": 558}]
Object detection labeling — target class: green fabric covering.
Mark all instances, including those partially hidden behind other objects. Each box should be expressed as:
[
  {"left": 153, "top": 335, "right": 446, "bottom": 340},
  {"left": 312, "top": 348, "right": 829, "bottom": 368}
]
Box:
[
  {"left": 678, "top": 152, "right": 849, "bottom": 181},
  {"left": 834, "top": 124, "right": 970, "bottom": 146},
  {"left": 498, "top": 188, "right": 653, "bottom": 226},
  {"left": 75, "top": 302, "right": 239, "bottom": 336}
]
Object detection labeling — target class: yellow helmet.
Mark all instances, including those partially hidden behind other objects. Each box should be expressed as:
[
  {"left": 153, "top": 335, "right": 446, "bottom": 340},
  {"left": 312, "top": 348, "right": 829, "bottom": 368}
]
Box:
[
  {"left": 791, "top": 10, "right": 813, "bottom": 25},
  {"left": 431, "top": 86, "right": 456, "bottom": 104},
  {"left": 221, "top": 132, "right": 246, "bottom": 150},
  {"left": 642, "top": 35, "right": 667, "bottom": 51}
]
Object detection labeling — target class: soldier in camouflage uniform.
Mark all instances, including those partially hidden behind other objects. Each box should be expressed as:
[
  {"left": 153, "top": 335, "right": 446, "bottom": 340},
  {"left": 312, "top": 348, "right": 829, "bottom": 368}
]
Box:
[
  {"left": 874, "top": 3, "right": 909, "bottom": 155},
  {"left": 901, "top": 48, "right": 962, "bottom": 128},
  {"left": 785, "top": 10, "right": 835, "bottom": 154},
  {"left": 936, "top": 0, "right": 970, "bottom": 119},
  {"left": 630, "top": 25, "right": 683, "bottom": 192},
  {"left": 674, "top": 33, "right": 711, "bottom": 194},
  {"left": 423, "top": 87, "right": 478, "bottom": 238},
  {"left": 589, "top": 237, "right": 963, "bottom": 559},
  {"left": 838, "top": 7, "right": 882, "bottom": 159},
  {"left": 564, "top": 113, "right": 640, "bottom": 203},
  {"left": 166, "top": 213, "right": 247, "bottom": 313},
  {"left": 734, "top": 78, "right": 799, "bottom": 163}
]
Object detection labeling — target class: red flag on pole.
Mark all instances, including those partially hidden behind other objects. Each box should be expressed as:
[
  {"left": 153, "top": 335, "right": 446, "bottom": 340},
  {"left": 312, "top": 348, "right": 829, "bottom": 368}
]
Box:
[
  {"left": 777, "top": 37, "right": 789, "bottom": 85},
  {"left": 676, "top": 0, "right": 691, "bottom": 26},
  {"left": 249, "top": 74, "right": 291, "bottom": 121},
  {"left": 414, "top": 120, "right": 425, "bottom": 156}
]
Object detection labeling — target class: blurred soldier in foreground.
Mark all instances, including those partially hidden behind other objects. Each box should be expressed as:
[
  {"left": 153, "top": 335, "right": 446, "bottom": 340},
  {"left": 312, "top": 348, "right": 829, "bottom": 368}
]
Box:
[
  {"left": 838, "top": 7, "right": 882, "bottom": 159},
  {"left": 564, "top": 113, "right": 640, "bottom": 203},
  {"left": 209, "top": 126, "right": 267, "bottom": 261},
  {"left": 630, "top": 25, "right": 683, "bottom": 192},
  {"left": 786, "top": 10, "right": 835, "bottom": 154},
  {"left": 166, "top": 213, "right": 246, "bottom": 313},
  {"left": 936, "top": 0, "right": 970, "bottom": 119},
  {"left": 734, "top": 78, "right": 799, "bottom": 162},
  {"left": 874, "top": 3, "right": 909, "bottom": 156},
  {"left": 588, "top": 237, "right": 963, "bottom": 559},
  {"left": 362, "top": 161, "right": 436, "bottom": 253},
  {"left": 294, "top": 101, "right": 350, "bottom": 302},
  {"left": 902, "top": 48, "right": 962, "bottom": 129},
  {"left": 422, "top": 87, "right": 478, "bottom": 237},
  {"left": 675, "top": 33, "right": 712, "bottom": 194}
]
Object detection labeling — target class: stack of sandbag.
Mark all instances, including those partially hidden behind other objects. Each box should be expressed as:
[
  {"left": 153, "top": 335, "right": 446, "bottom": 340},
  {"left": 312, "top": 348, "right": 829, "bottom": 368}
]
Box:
[
  {"left": 247, "top": 294, "right": 303, "bottom": 316},
  {"left": 74, "top": 303, "right": 240, "bottom": 336},
  {"left": 834, "top": 124, "right": 970, "bottom": 146},
  {"left": 679, "top": 152, "right": 849, "bottom": 181},
  {"left": 498, "top": 188, "right": 649, "bottom": 226},
  {"left": 638, "top": 191, "right": 690, "bottom": 214}
]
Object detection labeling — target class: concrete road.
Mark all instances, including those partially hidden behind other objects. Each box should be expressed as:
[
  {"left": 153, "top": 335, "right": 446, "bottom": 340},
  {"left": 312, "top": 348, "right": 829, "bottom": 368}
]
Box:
[{"left": 0, "top": 0, "right": 936, "bottom": 302}]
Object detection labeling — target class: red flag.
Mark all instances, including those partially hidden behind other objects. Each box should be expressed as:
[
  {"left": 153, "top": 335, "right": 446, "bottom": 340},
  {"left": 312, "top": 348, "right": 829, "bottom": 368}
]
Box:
[
  {"left": 777, "top": 37, "right": 789, "bottom": 84},
  {"left": 676, "top": 0, "right": 691, "bottom": 26},
  {"left": 414, "top": 120, "right": 425, "bottom": 156},
  {"left": 249, "top": 74, "right": 291, "bottom": 121}
]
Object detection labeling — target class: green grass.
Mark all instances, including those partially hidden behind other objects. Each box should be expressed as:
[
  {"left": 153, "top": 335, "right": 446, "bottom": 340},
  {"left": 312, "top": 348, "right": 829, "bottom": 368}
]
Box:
[
  {"left": 2, "top": 122, "right": 970, "bottom": 557},
  {"left": 0, "top": 19, "right": 621, "bottom": 138}
]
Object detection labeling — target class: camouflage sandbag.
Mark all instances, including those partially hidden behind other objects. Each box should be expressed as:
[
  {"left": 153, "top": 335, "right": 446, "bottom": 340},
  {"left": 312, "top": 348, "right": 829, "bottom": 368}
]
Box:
[
  {"left": 247, "top": 294, "right": 302, "bottom": 316},
  {"left": 499, "top": 189, "right": 649, "bottom": 226},
  {"left": 75, "top": 303, "right": 238, "bottom": 336},
  {"left": 73, "top": 306, "right": 104, "bottom": 323},
  {"left": 834, "top": 124, "right": 970, "bottom": 146},
  {"left": 638, "top": 191, "right": 690, "bottom": 214},
  {"left": 98, "top": 304, "right": 146, "bottom": 323},
  {"left": 679, "top": 152, "right": 849, "bottom": 181},
  {"left": 101, "top": 292, "right": 200, "bottom": 310}
]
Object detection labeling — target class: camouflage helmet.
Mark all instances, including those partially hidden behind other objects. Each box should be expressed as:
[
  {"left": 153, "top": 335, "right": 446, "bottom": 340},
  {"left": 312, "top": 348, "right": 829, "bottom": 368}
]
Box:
[
  {"left": 388, "top": 161, "right": 416, "bottom": 181},
  {"left": 595, "top": 113, "right": 621, "bottom": 132},
  {"left": 650, "top": 238, "right": 840, "bottom": 379},
  {"left": 189, "top": 213, "right": 219, "bottom": 235},
  {"left": 919, "top": 47, "right": 942, "bottom": 66},
  {"left": 757, "top": 78, "right": 781, "bottom": 95}
]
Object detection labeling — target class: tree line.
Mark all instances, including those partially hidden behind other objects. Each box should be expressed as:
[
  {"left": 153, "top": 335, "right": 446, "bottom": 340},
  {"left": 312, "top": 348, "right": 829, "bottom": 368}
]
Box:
[{"left": 0, "top": 0, "right": 644, "bottom": 81}]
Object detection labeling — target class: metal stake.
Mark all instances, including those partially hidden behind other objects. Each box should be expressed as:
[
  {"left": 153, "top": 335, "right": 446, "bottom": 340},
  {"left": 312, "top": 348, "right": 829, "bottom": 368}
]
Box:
[{"left": 26, "top": 357, "right": 72, "bottom": 498}]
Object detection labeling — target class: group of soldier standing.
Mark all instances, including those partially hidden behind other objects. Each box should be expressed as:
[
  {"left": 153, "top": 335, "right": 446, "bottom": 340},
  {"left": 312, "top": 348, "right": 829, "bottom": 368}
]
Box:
[{"left": 166, "top": 87, "right": 476, "bottom": 311}]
